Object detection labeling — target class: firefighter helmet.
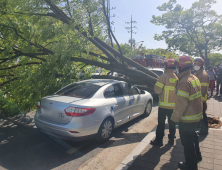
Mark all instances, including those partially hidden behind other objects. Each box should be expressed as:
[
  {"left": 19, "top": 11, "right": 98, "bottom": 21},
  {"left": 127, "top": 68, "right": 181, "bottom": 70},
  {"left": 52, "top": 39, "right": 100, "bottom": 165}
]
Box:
[
  {"left": 194, "top": 57, "right": 204, "bottom": 66},
  {"left": 164, "top": 59, "right": 176, "bottom": 68},
  {"left": 176, "top": 55, "right": 193, "bottom": 68}
]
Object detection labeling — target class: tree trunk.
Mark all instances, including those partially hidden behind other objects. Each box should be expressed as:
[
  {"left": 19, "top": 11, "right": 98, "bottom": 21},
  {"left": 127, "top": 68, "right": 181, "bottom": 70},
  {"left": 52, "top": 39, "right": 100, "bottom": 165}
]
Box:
[{"left": 205, "top": 48, "right": 209, "bottom": 67}]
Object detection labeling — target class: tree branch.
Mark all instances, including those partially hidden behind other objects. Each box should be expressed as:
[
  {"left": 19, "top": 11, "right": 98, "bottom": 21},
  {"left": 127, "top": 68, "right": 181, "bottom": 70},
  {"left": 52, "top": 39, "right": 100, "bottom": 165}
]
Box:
[
  {"left": 0, "top": 74, "right": 14, "bottom": 78},
  {"left": 3, "top": 19, "right": 54, "bottom": 55},
  {"left": 70, "top": 56, "right": 157, "bottom": 86},
  {"left": 14, "top": 12, "right": 58, "bottom": 18},
  {"left": 102, "top": 0, "right": 124, "bottom": 65},
  {"left": 87, "top": 10, "right": 94, "bottom": 36},
  {"left": 0, "top": 50, "right": 47, "bottom": 64},
  {"left": 82, "top": 50, "right": 113, "bottom": 62},
  {"left": 88, "top": 37, "right": 120, "bottom": 63},
  {"left": 102, "top": 0, "right": 113, "bottom": 47},
  {"left": 44, "top": 0, "right": 119, "bottom": 63},
  {"left": 70, "top": 57, "right": 112, "bottom": 70},
  {"left": 66, "top": 0, "right": 72, "bottom": 18},
  {"left": 94, "top": 37, "right": 159, "bottom": 78},
  {"left": 0, "top": 77, "right": 19, "bottom": 87},
  {"left": 0, "top": 54, "right": 20, "bottom": 64},
  {"left": 45, "top": 0, "right": 71, "bottom": 24},
  {"left": 0, "top": 62, "right": 42, "bottom": 70}
]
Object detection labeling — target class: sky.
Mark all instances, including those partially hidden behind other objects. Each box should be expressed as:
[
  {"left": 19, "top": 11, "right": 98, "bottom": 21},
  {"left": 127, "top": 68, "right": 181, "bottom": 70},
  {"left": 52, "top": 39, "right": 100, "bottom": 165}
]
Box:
[{"left": 109, "top": 0, "right": 222, "bottom": 51}]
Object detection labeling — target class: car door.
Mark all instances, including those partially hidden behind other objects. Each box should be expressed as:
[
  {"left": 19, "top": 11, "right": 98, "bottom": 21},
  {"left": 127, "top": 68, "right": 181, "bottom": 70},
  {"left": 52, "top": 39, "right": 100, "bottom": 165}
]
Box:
[
  {"left": 129, "top": 86, "right": 144, "bottom": 119},
  {"left": 121, "top": 83, "right": 144, "bottom": 119},
  {"left": 104, "top": 83, "right": 131, "bottom": 125}
]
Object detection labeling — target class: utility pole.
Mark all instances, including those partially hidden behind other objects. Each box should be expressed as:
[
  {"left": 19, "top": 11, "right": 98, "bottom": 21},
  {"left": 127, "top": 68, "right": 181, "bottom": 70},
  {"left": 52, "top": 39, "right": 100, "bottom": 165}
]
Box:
[{"left": 125, "top": 15, "right": 137, "bottom": 51}]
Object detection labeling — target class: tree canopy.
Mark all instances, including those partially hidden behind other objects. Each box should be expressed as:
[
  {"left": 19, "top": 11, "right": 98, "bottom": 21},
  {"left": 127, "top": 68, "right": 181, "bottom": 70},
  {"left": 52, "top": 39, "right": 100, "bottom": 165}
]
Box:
[{"left": 151, "top": 0, "right": 222, "bottom": 66}]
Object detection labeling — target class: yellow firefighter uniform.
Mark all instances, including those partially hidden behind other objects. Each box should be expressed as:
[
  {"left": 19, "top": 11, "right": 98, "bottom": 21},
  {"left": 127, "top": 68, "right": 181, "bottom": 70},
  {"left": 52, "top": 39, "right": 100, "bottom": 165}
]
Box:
[
  {"left": 154, "top": 69, "right": 178, "bottom": 109},
  {"left": 195, "top": 69, "right": 210, "bottom": 102},
  {"left": 171, "top": 69, "right": 203, "bottom": 123}
]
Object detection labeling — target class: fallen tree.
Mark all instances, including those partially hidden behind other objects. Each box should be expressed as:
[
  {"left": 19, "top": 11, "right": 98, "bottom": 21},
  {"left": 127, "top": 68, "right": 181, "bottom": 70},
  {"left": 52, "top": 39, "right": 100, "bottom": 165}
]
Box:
[{"left": 43, "top": 0, "right": 159, "bottom": 86}]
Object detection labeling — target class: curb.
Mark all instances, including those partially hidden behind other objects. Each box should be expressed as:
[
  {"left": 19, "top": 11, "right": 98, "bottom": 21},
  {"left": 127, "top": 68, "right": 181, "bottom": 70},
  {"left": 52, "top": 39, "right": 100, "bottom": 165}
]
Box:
[{"left": 115, "top": 125, "right": 157, "bottom": 170}]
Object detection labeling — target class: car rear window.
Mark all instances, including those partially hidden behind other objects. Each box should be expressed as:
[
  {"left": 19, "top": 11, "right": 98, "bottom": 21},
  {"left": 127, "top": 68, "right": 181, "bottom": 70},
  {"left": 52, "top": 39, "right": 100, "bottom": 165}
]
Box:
[
  {"left": 152, "top": 70, "right": 163, "bottom": 76},
  {"left": 55, "top": 82, "right": 101, "bottom": 98}
]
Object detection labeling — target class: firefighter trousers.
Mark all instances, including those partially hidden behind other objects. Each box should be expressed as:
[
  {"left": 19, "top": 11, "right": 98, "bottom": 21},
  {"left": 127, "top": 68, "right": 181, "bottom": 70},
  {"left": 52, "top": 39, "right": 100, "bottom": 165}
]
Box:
[
  {"left": 216, "top": 81, "right": 222, "bottom": 94},
  {"left": 179, "top": 122, "right": 200, "bottom": 169},
  {"left": 155, "top": 107, "right": 176, "bottom": 141},
  {"left": 200, "top": 102, "right": 208, "bottom": 133}
]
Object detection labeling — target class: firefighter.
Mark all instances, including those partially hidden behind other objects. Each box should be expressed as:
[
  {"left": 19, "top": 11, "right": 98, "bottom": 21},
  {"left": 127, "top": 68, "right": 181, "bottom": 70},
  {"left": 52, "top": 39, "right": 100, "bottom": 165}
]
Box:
[
  {"left": 150, "top": 59, "right": 178, "bottom": 146},
  {"left": 171, "top": 56, "right": 202, "bottom": 170},
  {"left": 193, "top": 58, "right": 210, "bottom": 134}
]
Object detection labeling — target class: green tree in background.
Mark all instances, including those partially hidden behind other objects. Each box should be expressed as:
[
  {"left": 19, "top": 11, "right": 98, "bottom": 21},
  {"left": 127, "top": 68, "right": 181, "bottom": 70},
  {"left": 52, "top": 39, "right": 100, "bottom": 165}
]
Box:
[
  {"left": 116, "top": 43, "right": 179, "bottom": 59},
  {"left": 114, "top": 43, "right": 132, "bottom": 57},
  {"left": 151, "top": 0, "right": 222, "bottom": 66},
  {"left": 208, "top": 53, "right": 222, "bottom": 66}
]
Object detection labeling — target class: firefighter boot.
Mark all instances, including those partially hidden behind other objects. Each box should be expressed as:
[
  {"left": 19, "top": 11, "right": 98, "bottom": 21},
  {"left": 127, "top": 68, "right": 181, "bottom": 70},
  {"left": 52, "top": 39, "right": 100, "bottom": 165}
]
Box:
[
  {"left": 178, "top": 162, "right": 197, "bottom": 170},
  {"left": 150, "top": 139, "right": 163, "bottom": 146},
  {"left": 197, "top": 153, "right": 202, "bottom": 163},
  {"left": 168, "top": 134, "right": 175, "bottom": 145}
]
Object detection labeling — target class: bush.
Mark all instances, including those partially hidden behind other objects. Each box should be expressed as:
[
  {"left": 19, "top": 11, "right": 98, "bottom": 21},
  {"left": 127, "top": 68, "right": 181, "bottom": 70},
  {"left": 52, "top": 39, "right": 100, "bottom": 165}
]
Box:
[{"left": 0, "top": 92, "right": 21, "bottom": 116}]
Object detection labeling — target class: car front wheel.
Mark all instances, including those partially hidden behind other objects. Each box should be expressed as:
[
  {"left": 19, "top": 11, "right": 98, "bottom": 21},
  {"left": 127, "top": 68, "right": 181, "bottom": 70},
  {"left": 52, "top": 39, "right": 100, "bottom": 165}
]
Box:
[
  {"left": 97, "top": 118, "right": 113, "bottom": 142},
  {"left": 143, "top": 100, "right": 152, "bottom": 116}
]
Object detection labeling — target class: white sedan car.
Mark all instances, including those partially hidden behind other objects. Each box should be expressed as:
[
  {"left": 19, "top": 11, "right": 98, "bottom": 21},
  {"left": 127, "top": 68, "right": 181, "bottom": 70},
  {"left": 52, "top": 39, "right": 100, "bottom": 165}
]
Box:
[{"left": 34, "top": 79, "right": 153, "bottom": 142}]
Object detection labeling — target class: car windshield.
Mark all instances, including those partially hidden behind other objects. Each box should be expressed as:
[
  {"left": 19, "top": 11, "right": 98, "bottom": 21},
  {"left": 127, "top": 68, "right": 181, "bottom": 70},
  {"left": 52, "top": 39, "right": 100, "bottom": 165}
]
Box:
[{"left": 55, "top": 82, "right": 101, "bottom": 98}]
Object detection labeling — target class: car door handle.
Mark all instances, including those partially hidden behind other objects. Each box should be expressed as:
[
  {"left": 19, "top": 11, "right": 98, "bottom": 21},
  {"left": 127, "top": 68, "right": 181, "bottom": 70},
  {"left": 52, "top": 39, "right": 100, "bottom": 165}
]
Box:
[{"left": 114, "top": 105, "right": 118, "bottom": 108}]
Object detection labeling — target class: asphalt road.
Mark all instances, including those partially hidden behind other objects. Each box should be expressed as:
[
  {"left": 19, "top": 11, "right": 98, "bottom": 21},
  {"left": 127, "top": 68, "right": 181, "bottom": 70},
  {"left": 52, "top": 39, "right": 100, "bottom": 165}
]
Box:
[{"left": 0, "top": 99, "right": 159, "bottom": 170}]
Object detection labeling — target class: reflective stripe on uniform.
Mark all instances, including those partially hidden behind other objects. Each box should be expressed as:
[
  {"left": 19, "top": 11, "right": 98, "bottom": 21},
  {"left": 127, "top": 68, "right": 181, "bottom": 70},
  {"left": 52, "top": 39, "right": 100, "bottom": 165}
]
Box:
[
  {"left": 201, "top": 82, "right": 209, "bottom": 87},
  {"left": 159, "top": 102, "right": 175, "bottom": 107},
  {"left": 181, "top": 112, "right": 203, "bottom": 121},
  {"left": 185, "top": 61, "right": 192, "bottom": 64},
  {"left": 164, "top": 89, "right": 168, "bottom": 103},
  {"left": 161, "top": 86, "right": 175, "bottom": 107},
  {"left": 155, "top": 81, "right": 164, "bottom": 88},
  {"left": 191, "top": 79, "right": 200, "bottom": 88},
  {"left": 177, "top": 90, "right": 189, "bottom": 98},
  {"left": 169, "top": 78, "right": 178, "bottom": 83},
  {"left": 202, "top": 94, "right": 208, "bottom": 102},
  {"left": 189, "top": 91, "right": 202, "bottom": 100},
  {"left": 164, "top": 86, "right": 175, "bottom": 90}
]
